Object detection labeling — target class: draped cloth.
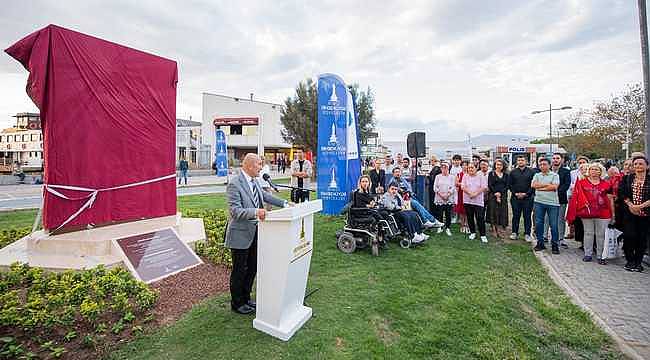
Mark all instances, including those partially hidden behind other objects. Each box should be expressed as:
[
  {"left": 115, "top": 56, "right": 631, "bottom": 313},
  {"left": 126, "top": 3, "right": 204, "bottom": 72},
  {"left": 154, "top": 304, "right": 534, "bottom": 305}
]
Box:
[{"left": 5, "top": 25, "right": 178, "bottom": 230}]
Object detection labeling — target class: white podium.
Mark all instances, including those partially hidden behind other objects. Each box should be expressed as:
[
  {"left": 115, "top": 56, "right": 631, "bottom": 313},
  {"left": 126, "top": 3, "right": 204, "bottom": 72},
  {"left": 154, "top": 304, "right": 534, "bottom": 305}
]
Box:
[{"left": 253, "top": 199, "right": 322, "bottom": 341}]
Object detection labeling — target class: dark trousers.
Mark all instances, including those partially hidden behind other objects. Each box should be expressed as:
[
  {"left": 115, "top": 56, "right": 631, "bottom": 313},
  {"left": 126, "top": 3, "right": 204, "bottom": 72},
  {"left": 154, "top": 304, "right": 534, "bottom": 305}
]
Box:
[
  {"left": 574, "top": 218, "right": 584, "bottom": 243},
  {"left": 438, "top": 204, "right": 452, "bottom": 229},
  {"left": 511, "top": 197, "right": 533, "bottom": 235},
  {"left": 623, "top": 215, "right": 649, "bottom": 265},
  {"left": 230, "top": 233, "right": 257, "bottom": 309},
  {"left": 465, "top": 204, "right": 486, "bottom": 236}
]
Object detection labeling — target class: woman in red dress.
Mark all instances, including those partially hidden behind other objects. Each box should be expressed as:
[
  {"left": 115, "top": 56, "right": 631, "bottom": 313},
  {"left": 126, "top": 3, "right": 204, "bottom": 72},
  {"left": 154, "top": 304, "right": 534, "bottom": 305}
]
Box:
[{"left": 455, "top": 160, "right": 469, "bottom": 233}]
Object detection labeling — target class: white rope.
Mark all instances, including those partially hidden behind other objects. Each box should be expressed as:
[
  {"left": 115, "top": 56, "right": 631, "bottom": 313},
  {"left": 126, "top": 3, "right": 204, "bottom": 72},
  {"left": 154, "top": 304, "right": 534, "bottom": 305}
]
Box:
[{"left": 44, "top": 173, "right": 176, "bottom": 232}]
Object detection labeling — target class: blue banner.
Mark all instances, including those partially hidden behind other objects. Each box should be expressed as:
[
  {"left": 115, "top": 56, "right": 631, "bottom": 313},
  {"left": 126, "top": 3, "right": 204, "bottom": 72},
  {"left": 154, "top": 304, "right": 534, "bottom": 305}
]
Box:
[
  {"left": 215, "top": 129, "right": 228, "bottom": 176},
  {"left": 317, "top": 74, "right": 348, "bottom": 215},
  {"left": 345, "top": 88, "right": 361, "bottom": 197}
]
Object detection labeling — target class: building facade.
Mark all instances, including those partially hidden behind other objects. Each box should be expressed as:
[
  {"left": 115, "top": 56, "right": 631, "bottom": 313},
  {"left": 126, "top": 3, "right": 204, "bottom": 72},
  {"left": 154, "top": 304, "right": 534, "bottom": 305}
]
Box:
[
  {"left": 176, "top": 118, "right": 203, "bottom": 169},
  {"left": 201, "top": 93, "right": 292, "bottom": 167},
  {"left": 0, "top": 112, "right": 43, "bottom": 173}
]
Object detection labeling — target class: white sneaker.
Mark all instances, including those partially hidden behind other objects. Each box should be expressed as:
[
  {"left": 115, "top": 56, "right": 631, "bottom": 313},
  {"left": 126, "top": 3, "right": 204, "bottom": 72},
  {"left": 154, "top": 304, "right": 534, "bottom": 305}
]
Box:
[
  {"left": 525, "top": 235, "right": 533, "bottom": 242},
  {"left": 468, "top": 233, "right": 476, "bottom": 240},
  {"left": 509, "top": 233, "right": 517, "bottom": 240},
  {"left": 432, "top": 220, "right": 444, "bottom": 228},
  {"left": 423, "top": 220, "right": 435, "bottom": 228},
  {"left": 445, "top": 228, "right": 452, "bottom": 237},
  {"left": 412, "top": 234, "right": 424, "bottom": 243},
  {"left": 481, "top": 236, "right": 488, "bottom": 243},
  {"left": 420, "top": 233, "right": 430, "bottom": 240},
  {"left": 436, "top": 227, "right": 444, "bottom": 234}
]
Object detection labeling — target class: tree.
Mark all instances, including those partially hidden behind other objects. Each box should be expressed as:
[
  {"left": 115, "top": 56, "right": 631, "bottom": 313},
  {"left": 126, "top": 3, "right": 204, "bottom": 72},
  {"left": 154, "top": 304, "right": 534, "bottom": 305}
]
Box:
[
  {"left": 280, "top": 78, "right": 318, "bottom": 155},
  {"left": 347, "top": 84, "right": 376, "bottom": 145},
  {"left": 592, "top": 83, "right": 646, "bottom": 154},
  {"left": 544, "top": 83, "right": 646, "bottom": 160},
  {"left": 280, "top": 78, "right": 376, "bottom": 156}
]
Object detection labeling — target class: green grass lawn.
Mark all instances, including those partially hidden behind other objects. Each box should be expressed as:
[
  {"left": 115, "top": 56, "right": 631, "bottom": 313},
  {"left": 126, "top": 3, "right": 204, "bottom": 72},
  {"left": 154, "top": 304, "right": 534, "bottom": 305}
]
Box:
[{"left": 107, "top": 200, "right": 622, "bottom": 359}]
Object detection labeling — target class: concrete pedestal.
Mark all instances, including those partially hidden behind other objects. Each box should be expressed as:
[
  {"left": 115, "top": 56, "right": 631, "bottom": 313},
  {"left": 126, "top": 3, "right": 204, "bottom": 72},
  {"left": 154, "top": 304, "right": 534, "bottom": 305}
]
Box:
[{"left": 0, "top": 213, "right": 205, "bottom": 271}]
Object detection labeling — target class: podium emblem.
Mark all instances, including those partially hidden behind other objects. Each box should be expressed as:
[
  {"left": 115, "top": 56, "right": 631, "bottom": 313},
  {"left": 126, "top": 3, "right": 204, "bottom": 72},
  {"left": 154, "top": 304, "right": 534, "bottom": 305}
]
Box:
[{"left": 292, "top": 218, "right": 311, "bottom": 259}]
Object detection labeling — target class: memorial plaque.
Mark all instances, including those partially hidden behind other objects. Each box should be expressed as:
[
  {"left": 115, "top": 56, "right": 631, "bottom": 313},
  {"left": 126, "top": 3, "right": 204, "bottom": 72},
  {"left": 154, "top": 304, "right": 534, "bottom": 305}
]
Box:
[{"left": 114, "top": 228, "right": 202, "bottom": 283}]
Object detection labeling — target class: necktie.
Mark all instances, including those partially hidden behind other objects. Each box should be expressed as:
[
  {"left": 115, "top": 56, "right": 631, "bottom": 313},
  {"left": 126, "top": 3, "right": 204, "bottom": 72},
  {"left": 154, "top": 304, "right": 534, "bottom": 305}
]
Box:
[{"left": 251, "top": 179, "right": 260, "bottom": 208}]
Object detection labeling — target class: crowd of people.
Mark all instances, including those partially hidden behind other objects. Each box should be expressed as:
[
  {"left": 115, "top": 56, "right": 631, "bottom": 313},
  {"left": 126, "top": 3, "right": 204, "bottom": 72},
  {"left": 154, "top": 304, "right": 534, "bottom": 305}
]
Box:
[{"left": 356, "top": 151, "right": 650, "bottom": 273}]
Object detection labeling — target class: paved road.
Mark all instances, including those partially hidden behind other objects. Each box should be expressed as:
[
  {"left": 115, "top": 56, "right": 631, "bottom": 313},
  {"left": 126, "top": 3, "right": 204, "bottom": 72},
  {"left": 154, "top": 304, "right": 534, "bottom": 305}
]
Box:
[
  {"left": 535, "top": 239, "right": 650, "bottom": 360},
  {"left": 0, "top": 185, "right": 230, "bottom": 211},
  {"left": 0, "top": 175, "right": 295, "bottom": 212}
]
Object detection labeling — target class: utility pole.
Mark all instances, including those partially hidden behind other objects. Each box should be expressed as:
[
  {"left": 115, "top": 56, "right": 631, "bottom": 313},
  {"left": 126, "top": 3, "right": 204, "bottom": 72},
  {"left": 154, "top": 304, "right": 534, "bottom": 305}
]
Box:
[{"left": 638, "top": 0, "right": 650, "bottom": 157}]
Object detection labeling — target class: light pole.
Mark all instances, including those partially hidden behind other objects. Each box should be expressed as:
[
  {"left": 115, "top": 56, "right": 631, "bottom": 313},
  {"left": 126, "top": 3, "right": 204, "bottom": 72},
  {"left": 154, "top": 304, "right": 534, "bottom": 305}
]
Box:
[
  {"left": 531, "top": 104, "right": 572, "bottom": 153},
  {"left": 638, "top": 0, "right": 650, "bottom": 157}
]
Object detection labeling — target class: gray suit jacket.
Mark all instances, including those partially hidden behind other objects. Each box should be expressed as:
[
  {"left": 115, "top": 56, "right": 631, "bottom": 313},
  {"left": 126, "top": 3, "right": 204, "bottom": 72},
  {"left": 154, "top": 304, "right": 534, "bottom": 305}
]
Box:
[{"left": 225, "top": 170, "right": 286, "bottom": 249}]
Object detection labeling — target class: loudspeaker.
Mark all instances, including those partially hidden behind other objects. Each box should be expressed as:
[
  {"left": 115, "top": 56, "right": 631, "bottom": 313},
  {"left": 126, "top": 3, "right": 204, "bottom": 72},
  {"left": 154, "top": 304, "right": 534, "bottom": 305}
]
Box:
[{"left": 407, "top": 132, "right": 426, "bottom": 158}]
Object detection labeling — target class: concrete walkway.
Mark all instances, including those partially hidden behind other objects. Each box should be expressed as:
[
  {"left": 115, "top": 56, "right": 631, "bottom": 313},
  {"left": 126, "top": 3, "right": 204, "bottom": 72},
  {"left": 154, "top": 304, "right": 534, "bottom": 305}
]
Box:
[{"left": 534, "top": 239, "right": 650, "bottom": 360}]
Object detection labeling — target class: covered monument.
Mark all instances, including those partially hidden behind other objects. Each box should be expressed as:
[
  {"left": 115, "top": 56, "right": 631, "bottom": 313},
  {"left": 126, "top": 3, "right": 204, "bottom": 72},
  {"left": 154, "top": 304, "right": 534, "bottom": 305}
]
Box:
[
  {"left": 0, "top": 25, "right": 204, "bottom": 273},
  {"left": 5, "top": 24, "right": 177, "bottom": 231}
]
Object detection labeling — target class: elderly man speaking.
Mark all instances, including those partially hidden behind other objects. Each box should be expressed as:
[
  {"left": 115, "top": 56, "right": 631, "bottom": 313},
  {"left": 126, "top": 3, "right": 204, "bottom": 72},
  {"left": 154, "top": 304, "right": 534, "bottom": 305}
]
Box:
[{"left": 225, "top": 153, "right": 289, "bottom": 315}]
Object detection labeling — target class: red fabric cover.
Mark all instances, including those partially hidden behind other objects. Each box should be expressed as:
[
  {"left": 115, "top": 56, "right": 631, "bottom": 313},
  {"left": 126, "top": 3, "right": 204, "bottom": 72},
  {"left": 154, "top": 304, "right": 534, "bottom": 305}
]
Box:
[{"left": 5, "top": 25, "right": 178, "bottom": 230}]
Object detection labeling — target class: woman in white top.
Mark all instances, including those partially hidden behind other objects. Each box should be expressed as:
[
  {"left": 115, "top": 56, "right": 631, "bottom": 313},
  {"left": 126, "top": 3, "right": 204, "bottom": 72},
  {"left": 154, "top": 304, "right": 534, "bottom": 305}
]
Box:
[{"left": 433, "top": 161, "right": 456, "bottom": 236}]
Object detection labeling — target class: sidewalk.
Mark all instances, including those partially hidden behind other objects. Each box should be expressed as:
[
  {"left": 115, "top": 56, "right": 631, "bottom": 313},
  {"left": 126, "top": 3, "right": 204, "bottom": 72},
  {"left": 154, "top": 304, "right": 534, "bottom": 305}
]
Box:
[
  {"left": 175, "top": 169, "right": 290, "bottom": 188},
  {"left": 534, "top": 239, "right": 650, "bottom": 360}
]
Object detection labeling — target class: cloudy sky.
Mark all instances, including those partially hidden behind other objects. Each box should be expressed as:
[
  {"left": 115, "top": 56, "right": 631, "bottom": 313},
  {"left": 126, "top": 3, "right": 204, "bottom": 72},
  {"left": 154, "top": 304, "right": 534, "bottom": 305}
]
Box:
[{"left": 0, "top": 0, "right": 645, "bottom": 141}]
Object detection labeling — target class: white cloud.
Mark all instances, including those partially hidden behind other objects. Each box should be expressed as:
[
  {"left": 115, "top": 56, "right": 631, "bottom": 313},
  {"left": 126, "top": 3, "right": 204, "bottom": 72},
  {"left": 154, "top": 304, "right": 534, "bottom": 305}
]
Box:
[{"left": 0, "top": 0, "right": 644, "bottom": 143}]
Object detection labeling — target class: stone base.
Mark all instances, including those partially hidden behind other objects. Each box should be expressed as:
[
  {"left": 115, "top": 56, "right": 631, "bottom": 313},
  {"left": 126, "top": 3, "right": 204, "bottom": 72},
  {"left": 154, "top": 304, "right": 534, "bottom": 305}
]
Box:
[{"left": 0, "top": 213, "right": 205, "bottom": 272}]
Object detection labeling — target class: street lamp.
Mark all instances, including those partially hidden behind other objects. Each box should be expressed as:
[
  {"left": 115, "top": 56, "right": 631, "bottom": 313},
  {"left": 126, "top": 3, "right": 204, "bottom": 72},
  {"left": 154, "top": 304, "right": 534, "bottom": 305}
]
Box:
[{"left": 531, "top": 104, "right": 573, "bottom": 153}]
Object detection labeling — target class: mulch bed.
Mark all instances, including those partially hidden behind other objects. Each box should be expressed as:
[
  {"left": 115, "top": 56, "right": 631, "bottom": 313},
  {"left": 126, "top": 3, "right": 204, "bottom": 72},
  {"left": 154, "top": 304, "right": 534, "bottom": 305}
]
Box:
[{"left": 148, "top": 260, "right": 231, "bottom": 327}]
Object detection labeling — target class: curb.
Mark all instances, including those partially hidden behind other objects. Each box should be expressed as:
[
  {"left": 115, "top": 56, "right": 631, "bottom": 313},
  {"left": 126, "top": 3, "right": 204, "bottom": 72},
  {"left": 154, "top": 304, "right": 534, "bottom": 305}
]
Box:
[{"left": 533, "top": 250, "right": 645, "bottom": 360}]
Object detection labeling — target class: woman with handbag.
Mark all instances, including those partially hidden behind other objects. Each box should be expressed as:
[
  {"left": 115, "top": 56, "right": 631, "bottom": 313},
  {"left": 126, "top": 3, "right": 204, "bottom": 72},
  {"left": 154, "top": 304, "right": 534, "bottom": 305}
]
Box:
[
  {"left": 617, "top": 156, "right": 650, "bottom": 272},
  {"left": 567, "top": 163, "right": 614, "bottom": 264}
]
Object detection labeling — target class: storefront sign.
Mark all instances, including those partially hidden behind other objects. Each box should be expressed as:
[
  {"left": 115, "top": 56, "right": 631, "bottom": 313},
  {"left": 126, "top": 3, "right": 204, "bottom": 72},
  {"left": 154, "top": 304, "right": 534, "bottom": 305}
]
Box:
[{"left": 213, "top": 117, "right": 259, "bottom": 126}]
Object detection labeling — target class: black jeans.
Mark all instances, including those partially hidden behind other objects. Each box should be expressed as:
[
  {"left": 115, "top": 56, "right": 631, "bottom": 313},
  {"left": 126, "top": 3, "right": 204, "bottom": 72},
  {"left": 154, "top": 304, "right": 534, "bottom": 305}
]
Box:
[
  {"left": 511, "top": 196, "right": 533, "bottom": 235},
  {"left": 465, "top": 204, "right": 486, "bottom": 236},
  {"left": 574, "top": 217, "right": 584, "bottom": 243},
  {"left": 230, "top": 232, "right": 257, "bottom": 309},
  {"left": 623, "top": 215, "right": 649, "bottom": 265},
  {"left": 437, "top": 204, "right": 452, "bottom": 229}
]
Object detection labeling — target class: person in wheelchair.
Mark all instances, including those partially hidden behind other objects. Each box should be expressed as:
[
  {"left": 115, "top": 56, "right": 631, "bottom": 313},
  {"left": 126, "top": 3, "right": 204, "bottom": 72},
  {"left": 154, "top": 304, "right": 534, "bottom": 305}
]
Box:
[
  {"left": 350, "top": 175, "right": 392, "bottom": 245},
  {"left": 380, "top": 181, "right": 429, "bottom": 244}
]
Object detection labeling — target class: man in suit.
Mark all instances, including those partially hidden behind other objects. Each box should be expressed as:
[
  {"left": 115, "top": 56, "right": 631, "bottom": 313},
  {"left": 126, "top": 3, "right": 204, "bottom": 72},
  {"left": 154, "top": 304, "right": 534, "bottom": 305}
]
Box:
[
  {"left": 368, "top": 159, "right": 386, "bottom": 195},
  {"left": 225, "top": 153, "right": 289, "bottom": 315}
]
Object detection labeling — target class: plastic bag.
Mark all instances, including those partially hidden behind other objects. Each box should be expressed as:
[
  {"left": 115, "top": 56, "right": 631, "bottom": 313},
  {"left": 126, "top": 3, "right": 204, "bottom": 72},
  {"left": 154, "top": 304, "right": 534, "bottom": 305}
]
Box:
[{"left": 602, "top": 227, "right": 622, "bottom": 259}]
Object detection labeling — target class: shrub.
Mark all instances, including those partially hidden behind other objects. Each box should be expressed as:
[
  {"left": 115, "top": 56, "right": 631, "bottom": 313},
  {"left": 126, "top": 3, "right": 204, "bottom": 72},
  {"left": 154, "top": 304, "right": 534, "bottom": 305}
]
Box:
[
  {"left": 0, "top": 263, "right": 159, "bottom": 358},
  {"left": 0, "top": 227, "right": 30, "bottom": 249},
  {"left": 181, "top": 208, "right": 232, "bottom": 266}
]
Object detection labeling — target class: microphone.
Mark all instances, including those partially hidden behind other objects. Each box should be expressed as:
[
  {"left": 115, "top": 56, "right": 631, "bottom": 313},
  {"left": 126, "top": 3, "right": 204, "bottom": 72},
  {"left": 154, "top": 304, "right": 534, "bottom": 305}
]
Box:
[{"left": 262, "top": 173, "right": 279, "bottom": 192}]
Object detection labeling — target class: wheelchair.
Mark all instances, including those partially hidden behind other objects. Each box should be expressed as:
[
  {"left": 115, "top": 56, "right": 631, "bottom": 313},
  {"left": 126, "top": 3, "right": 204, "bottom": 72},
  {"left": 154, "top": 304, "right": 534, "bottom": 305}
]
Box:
[{"left": 336, "top": 205, "right": 418, "bottom": 256}]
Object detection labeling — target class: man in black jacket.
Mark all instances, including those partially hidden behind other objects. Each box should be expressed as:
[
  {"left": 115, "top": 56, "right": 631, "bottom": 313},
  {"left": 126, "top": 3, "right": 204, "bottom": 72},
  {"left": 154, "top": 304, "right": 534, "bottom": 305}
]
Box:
[
  {"left": 544, "top": 153, "right": 571, "bottom": 247},
  {"left": 368, "top": 159, "right": 386, "bottom": 195},
  {"left": 508, "top": 155, "right": 536, "bottom": 242}
]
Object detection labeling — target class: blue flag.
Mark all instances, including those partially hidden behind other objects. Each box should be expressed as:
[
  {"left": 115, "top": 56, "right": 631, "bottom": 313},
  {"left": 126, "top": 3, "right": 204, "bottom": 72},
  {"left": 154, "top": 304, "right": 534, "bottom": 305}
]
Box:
[
  {"left": 345, "top": 88, "right": 361, "bottom": 196},
  {"left": 215, "top": 129, "right": 228, "bottom": 176},
  {"left": 317, "top": 74, "right": 348, "bottom": 215}
]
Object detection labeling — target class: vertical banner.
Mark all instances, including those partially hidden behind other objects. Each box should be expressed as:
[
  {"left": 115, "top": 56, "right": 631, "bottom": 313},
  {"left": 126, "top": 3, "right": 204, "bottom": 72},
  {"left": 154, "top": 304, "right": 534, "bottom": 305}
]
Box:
[
  {"left": 345, "top": 88, "right": 361, "bottom": 196},
  {"left": 317, "top": 74, "right": 348, "bottom": 215},
  {"left": 215, "top": 129, "right": 229, "bottom": 176}
]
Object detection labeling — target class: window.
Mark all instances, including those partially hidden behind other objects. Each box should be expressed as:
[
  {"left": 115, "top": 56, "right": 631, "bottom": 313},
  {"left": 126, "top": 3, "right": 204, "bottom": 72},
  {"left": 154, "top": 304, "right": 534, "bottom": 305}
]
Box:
[
  {"left": 6, "top": 136, "right": 12, "bottom": 142},
  {"left": 39, "top": 134, "right": 43, "bottom": 140},
  {"left": 230, "top": 125, "right": 242, "bottom": 135},
  {"left": 0, "top": 136, "right": 3, "bottom": 143},
  {"left": 22, "top": 135, "right": 28, "bottom": 142},
  {"left": 178, "top": 147, "right": 186, "bottom": 159},
  {"left": 31, "top": 134, "right": 38, "bottom": 141}
]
